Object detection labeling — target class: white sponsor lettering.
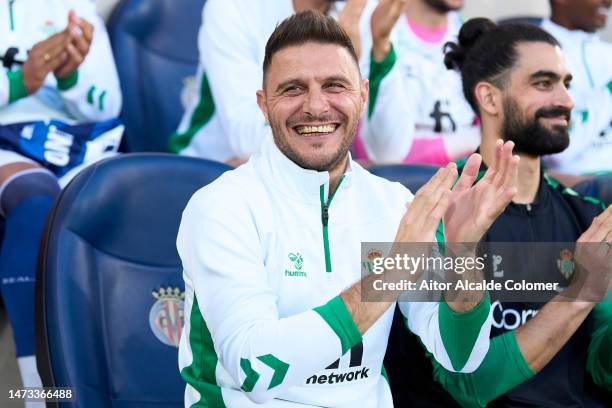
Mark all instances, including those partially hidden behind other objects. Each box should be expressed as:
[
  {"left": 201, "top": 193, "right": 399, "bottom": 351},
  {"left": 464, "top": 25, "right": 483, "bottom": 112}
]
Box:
[
  {"left": 492, "top": 300, "right": 538, "bottom": 330},
  {"left": 44, "top": 126, "right": 73, "bottom": 166}
]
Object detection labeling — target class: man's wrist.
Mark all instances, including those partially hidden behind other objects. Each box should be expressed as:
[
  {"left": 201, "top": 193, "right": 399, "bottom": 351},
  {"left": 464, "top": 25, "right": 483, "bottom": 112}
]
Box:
[
  {"left": 567, "top": 300, "right": 597, "bottom": 313},
  {"left": 372, "top": 39, "right": 392, "bottom": 62},
  {"left": 445, "top": 243, "right": 478, "bottom": 259}
]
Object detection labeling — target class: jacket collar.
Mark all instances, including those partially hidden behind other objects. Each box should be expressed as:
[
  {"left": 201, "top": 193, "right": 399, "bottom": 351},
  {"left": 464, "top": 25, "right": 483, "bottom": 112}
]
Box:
[{"left": 259, "top": 135, "right": 355, "bottom": 205}]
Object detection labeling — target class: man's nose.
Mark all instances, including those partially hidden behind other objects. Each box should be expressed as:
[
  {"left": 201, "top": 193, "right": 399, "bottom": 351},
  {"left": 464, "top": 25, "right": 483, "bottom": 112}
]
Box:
[
  {"left": 303, "top": 87, "right": 329, "bottom": 117},
  {"left": 556, "top": 83, "right": 574, "bottom": 112}
]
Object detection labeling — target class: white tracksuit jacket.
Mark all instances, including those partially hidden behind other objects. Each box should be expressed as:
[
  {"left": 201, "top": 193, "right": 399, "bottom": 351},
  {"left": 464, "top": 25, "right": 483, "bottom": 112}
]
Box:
[
  {"left": 176, "top": 136, "right": 493, "bottom": 407},
  {"left": 0, "top": 0, "right": 121, "bottom": 124}
]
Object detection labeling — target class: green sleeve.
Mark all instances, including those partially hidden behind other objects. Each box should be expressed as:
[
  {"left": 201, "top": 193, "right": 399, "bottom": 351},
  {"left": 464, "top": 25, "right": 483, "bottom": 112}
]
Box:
[
  {"left": 436, "top": 219, "right": 491, "bottom": 371},
  {"left": 432, "top": 331, "right": 534, "bottom": 408},
  {"left": 6, "top": 69, "right": 28, "bottom": 103},
  {"left": 367, "top": 44, "right": 396, "bottom": 119},
  {"left": 57, "top": 70, "right": 79, "bottom": 91},
  {"left": 587, "top": 291, "right": 612, "bottom": 390},
  {"left": 436, "top": 221, "right": 445, "bottom": 246},
  {"left": 439, "top": 291, "right": 491, "bottom": 371},
  {"left": 313, "top": 295, "right": 362, "bottom": 355}
]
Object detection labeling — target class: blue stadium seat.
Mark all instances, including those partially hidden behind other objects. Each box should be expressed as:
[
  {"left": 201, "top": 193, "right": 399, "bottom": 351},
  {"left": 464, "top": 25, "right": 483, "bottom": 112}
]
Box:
[
  {"left": 0, "top": 219, "right": 3, "bottom": 308},
  {"left": 498, "top": 16, "right": 543, "bottom": 26},
  {"left": 108, "top": 0, "right": 206, "bottom": 152},
  {"left": 0, "top": 218, "right": 4, "bottom": 255},
  {"left": 369, "top": 164, "right": 439, "bottom": 192},
  {"left": 35, "top": 154, "right": 231, "bottom": 407},
  {"left": 573, "top": 175, "right": 612, "bottom": 206}
]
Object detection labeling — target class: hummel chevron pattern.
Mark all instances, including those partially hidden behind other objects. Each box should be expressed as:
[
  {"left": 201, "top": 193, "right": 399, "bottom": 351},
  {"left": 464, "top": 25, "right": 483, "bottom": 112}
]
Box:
[{"left": 240, "top": 354, "right": 290, "bottom": 391}]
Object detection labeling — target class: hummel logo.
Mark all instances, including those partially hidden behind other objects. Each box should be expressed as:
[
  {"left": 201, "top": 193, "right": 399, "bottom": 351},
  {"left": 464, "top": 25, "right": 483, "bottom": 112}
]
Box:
[
  {"left": 288, "top": 253, "right": 303, "bottom": 270},
  {"left": 285, "top": 252, "right": 307, "bottom": 277}
]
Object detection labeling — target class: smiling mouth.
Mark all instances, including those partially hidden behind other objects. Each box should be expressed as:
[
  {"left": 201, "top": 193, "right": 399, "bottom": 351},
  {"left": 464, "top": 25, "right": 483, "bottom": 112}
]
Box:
[
  {"left": 599, "top": 6, "right": 609, "bottom": 17},
  {"left": 541, "top": 116, "right": 569, "bottom": 126},
  {"left": 294, "top": 124, "right": 340, "bottom": 136}
]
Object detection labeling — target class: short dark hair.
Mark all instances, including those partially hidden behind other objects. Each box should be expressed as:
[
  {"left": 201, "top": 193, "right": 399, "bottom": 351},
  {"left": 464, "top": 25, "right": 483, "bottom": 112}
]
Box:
[
  {"left": 262, "top": 10, "right": 359, "bottom": 83},
  {"left": 444, "top": 18, "right": 561, "bottom": 116}
]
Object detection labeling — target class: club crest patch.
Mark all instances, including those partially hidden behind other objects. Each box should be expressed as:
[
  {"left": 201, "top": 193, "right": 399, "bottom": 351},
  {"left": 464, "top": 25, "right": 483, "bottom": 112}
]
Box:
[{"left": 149, "top": 287, "right": 185, "bottom": 347}]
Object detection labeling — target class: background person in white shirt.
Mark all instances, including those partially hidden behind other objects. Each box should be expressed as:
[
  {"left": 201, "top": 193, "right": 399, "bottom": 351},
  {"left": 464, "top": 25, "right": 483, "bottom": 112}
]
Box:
[
  {"left": 357, "top": 0, "right": 482, "bottom": 165},
  {"left": 541, "top": 0, "right": 612, "bottom": 176}
]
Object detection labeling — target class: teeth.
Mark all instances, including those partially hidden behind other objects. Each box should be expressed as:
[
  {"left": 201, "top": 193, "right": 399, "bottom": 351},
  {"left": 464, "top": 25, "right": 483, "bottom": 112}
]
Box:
[{"left": 296, "top": 124, "right": 337, "bottom": 134}]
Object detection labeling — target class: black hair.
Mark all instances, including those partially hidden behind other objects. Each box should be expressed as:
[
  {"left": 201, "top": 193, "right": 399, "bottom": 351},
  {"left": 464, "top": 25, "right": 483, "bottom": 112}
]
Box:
[
  {"left": 444, "top": 18, "right": 560, "bottom": 116},
  {"left": 262, "top": 10, "right": 359, "bottom": 82}
]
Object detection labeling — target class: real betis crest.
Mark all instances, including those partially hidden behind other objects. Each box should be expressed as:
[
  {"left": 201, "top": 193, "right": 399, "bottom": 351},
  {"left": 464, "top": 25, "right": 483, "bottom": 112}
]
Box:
[
  {"left": 41, "top": 20, "right": 59, "bottom": 36},
  {"left": 362, "top": 249, "right": 383, "bottom": 274},
  {"left": 557, "top": 249, "right": 575, "bottom": 280}
]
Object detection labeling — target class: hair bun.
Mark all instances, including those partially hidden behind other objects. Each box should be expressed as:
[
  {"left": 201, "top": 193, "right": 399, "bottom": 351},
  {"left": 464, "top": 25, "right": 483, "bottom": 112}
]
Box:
[
  {"left": 443, "top": 42, "right": 464, "bottom": 70},
  {"left": 458, "top": 17, "right": 496, "bottom": 49},
  {"left": 444, "top": 18, "right": 496, "bottom": 71}
]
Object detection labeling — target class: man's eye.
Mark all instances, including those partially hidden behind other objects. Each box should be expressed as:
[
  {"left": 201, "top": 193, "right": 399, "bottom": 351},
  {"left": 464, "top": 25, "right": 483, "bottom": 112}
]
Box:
[
  {"left": 535, "top": 81, "right": 552, "bottom": 89},
  {"left": 284, "top": 86, "right": 303, "bottom": 95},
  {"left": 325, "top": 83, "right": 345, "bottom": 91}
]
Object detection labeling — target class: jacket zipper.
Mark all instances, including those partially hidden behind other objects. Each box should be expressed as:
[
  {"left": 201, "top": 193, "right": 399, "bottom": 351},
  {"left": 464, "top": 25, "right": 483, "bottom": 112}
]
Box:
[
  {"left": 525, "top": 204, "right": 538, "bottom": 280},
  {"left": 8, "top": 0, "right": 15, "bottom": 31},
  {"left": 320, "top": 175, "right": 345, "bottom": 273}
]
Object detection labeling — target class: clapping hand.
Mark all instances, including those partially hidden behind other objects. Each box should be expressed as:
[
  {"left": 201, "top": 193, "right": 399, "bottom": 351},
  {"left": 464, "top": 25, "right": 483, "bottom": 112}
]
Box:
[{"left": 443, "top": 140, "right": 519, "bottom": 243}]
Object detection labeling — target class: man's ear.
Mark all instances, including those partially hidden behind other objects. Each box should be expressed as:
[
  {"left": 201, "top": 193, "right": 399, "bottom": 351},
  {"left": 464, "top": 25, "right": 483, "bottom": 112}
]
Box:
[
  {"left": 256, "top": 89, "right": 269, "bottom": 124},
  {"left": 474, "top": 81, "right": 502, "bottom": 117},
  {"left": 361, "top": 79, "right": 369, "bottom": 115}
]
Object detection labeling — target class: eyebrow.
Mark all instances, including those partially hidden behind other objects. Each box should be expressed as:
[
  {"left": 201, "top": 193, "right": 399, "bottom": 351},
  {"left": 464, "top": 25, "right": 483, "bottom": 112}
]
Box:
[
  {"left": 529, "top": 70, "right": 573, "bottom": 83},
  {"left": 275, "top": 79, "right": 305, "bottom": 93},
  {"left": 323, "top": 75, "right": 352, "bottom": 85},
  {"left": 274, "top": 75, "right": 353, "bottom": 93}
]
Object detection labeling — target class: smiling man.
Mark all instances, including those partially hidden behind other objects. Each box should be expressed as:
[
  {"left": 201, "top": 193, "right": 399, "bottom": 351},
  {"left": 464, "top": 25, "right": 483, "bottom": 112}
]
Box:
[
  {"left": 176, "top": 11, "right": 521, "bottom": 408},
  {"left": 440, "top": 18, "right": 612, "bottom": 406},
  {"left": 257, "top": 39, "right": 361, "bottom": 177},
  {"left": 386, "top": 18, "right": 612, "bottom": 408},
  {"left": 169, "top": 0, "right": 373, "bottom": 166}
]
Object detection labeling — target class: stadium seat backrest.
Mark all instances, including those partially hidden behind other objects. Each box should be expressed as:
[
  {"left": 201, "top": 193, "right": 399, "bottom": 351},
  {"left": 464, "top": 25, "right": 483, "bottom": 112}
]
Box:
[
  {"left": 574, "top": 175, "right": 612, "bottom": 206},
  {"left": 369, "top": 164, "right": 440, "bottom": 193},
  {"left": 0, "top": 218, "right": 4, "bottom": 254},
  {"left": 36, "top": 154, "right": 231, "bottom": 407},
  {"left": 108, "top": 0, "right": 206, "bottom": 152},
  {"left": 497, "top": 16, "right": 543, "bottom": 26}
]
